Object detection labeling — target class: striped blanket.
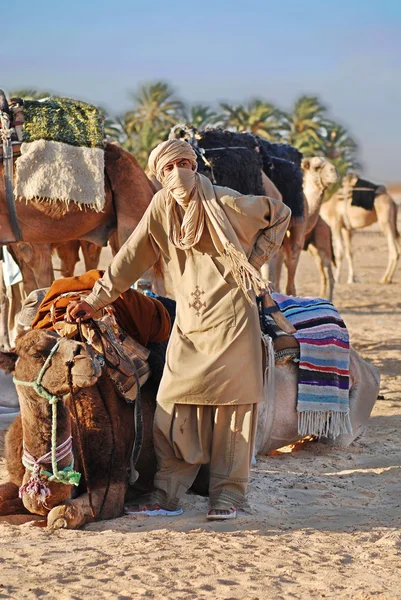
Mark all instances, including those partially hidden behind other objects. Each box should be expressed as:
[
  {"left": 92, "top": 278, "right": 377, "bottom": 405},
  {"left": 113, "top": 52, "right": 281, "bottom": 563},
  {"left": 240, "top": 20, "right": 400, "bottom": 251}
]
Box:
[{"left": 272, "top": 293, "right": 352, "bottom": 439}]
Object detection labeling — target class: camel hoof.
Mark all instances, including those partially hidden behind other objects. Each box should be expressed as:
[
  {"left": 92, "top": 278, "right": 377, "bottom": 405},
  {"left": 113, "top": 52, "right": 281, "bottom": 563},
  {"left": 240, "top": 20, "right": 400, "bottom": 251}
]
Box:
[
  {"left": 47, "top": 503, "right": 76, "bottom": 530},
  {"left": 49, "top": 517, "right": 68, "bottom": 530}
]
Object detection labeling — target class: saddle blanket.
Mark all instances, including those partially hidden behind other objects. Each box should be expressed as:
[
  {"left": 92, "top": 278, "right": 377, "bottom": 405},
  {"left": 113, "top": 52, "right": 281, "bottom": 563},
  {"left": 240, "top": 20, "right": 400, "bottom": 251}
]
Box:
[
  {"left": 14, "top": 97, "right": 105, "bottom": 211},
  {"left": 351, "top": 177, "right": 381, "bottom": 211},
  {"left": 272, "top": 293, "right": 352, "bottom": 439}
]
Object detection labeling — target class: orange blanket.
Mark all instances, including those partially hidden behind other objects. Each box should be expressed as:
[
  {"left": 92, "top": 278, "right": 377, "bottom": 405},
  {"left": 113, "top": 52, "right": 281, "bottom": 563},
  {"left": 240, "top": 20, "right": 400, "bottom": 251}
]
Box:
[{"left": 31, "top": 270, "right": 171, "bottom": 346}]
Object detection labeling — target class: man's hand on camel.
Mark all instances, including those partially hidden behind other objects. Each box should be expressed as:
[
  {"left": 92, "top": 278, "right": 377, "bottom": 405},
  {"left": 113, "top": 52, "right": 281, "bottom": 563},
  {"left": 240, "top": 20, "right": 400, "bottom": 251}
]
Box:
[{"left": 66, "top": 300, "right": 96, "bottom": 323}]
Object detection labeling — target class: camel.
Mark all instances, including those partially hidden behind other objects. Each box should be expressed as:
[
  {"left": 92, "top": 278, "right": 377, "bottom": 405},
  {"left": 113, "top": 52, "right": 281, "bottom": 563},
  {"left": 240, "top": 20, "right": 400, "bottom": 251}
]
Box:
[
  {"left": 320, "top": 174, "right": 400, "bottom": 284},
  {"left": 0, "top": 329, "right": 161, "bottom": 528},
  {"left": 255, "top": 345, "right": 380, "bottom": 454},
  {"left": 0, "top": 137, "right": 155, "bottom": 344},
  {"left": 0, "top": 142, "right": 154, "bottom": 250},
  {"left": 265, "top": 157, "right": 339, "bottom": 298}
]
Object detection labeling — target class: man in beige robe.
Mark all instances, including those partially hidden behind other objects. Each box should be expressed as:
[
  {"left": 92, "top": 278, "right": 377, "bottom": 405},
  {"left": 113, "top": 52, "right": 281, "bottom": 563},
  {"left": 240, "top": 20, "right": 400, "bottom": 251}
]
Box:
[{"left": 67, "top": 139, "right": 291, "bottom": 520}]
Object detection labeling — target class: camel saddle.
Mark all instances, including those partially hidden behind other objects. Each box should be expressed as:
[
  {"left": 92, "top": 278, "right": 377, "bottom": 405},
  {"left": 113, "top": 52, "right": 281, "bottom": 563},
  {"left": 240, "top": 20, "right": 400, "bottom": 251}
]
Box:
[{"left": 55, "top": 310, "right": 151, "bottom": 404}]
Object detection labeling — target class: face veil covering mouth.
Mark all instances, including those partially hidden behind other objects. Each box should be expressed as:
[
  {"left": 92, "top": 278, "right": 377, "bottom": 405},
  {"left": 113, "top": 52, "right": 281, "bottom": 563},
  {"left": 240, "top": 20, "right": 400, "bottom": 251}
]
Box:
[{"left": 163, "top": 167, "right": 197, "bottom": 205}]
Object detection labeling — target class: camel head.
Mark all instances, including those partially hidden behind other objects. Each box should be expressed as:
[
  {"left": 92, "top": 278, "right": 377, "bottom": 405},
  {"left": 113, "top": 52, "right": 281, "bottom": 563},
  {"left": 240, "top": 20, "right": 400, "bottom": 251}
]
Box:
[
  {"left": 302, "top": 157, "right": 339, "bottom": 190},
  {"left": 0, "top": 330, "right": 102, "bottom": 515}
]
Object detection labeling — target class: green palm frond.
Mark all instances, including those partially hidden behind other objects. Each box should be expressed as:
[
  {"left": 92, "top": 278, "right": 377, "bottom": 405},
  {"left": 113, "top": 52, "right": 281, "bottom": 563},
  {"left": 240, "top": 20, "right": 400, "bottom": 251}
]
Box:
[
  {"left": 220, "top": 99, "right": 284, "bottom": 141},
  {"left": 183, "top": 104, "right": 223, "bottom": 129}
]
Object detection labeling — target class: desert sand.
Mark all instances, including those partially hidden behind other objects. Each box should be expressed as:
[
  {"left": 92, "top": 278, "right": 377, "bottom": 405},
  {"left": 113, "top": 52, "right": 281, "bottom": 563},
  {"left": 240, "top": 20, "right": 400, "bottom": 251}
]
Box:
[{"left": 0, "top": 220, "right": 400, "bottom": 599}]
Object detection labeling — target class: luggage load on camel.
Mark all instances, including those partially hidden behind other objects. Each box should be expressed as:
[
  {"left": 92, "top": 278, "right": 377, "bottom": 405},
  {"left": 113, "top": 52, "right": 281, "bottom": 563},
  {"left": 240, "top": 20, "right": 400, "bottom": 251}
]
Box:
[
  {"left": 8, "top": 97, "right": 106, "bottom": 211},
  {"left": 168, "top": 125, "right": 305, "bottom": 220}
]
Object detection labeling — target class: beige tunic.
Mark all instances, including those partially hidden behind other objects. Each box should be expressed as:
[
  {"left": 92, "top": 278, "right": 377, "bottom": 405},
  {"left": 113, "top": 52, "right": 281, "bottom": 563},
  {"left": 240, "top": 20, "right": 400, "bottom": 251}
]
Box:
[{"left": 85, "top": 186, "right": 291, "bottom": 406}]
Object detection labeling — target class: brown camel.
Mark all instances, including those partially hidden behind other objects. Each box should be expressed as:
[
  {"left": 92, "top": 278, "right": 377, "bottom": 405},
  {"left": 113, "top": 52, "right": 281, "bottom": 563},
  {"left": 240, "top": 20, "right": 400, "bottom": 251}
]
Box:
[
  {"left": 321, "top": 174, "right": 400, "bottom": 284},
  {"left": 0, "top": 329, "right": 158, "bottom": 528},
  {"left": 0, "top": 144, "right": 155, "bottom": 343},
  {"left": 265, "top": 157, "right": 339, "bottom": 297},
  {"left": 0, "top": 143, "right": 155, "bottom": 249}
]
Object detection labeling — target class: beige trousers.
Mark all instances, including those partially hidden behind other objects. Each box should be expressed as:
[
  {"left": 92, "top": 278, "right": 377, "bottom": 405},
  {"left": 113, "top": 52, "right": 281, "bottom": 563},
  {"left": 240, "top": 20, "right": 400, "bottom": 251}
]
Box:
[{"left": 152, "top": 400, "right": 257, "bottom": 510}]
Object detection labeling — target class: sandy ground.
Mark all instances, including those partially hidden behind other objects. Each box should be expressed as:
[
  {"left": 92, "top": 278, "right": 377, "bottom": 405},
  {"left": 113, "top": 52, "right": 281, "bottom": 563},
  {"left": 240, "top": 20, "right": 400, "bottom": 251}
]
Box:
[{"left": 0, "top": 222, "right": 400, "bottom": 599}]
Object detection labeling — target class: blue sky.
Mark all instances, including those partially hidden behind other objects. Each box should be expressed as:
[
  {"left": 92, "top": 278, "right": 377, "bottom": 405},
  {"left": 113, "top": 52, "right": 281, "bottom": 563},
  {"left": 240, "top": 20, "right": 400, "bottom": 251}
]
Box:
[{"left": 2, "top": 0, "right": 400, "bottom": 182}]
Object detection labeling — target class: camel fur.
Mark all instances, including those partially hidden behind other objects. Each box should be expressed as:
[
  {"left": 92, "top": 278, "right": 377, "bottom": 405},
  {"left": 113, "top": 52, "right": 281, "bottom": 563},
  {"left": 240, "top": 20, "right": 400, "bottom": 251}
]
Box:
[
  {"left": 255, "top": 346, "right": 380, "bottom": 455},
  {"left": 265, "top": 157, "right": 339, "bottom": 299},
  {"left": 0, "top": 329, "right": 159, "bottom": 528},
  {"left": 0, "top": 142, "right": 154, "bottom": 248},
  {"left": 321, "top": 174, "right": 400, "bottom": 284}
]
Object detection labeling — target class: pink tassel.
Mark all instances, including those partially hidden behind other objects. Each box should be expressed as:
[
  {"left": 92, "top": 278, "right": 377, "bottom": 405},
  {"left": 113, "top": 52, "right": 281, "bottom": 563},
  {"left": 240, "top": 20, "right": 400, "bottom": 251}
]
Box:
[{"left": 19, "top": 463, "right": 51, "bottom": 502}]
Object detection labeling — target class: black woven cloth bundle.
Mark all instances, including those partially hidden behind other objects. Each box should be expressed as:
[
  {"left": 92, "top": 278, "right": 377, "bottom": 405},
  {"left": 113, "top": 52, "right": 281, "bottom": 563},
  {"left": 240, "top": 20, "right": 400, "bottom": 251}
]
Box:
[{"left": 351, "top": 178, "right": 380, "bottom": 211}]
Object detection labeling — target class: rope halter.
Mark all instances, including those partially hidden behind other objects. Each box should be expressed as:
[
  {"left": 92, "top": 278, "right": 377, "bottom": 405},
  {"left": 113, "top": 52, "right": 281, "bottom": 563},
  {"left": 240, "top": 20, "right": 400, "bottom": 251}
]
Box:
[{"left": 13, "top": 339, "right": 81, "bottom": 501}]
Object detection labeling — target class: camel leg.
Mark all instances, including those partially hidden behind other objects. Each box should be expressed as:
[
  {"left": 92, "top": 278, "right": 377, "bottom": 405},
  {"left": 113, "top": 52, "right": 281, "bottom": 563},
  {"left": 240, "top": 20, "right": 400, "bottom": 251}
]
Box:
[
  {"left": 55, "top": 241, "right": 80, "bottom": 277},
  {"left": 266, "top": 250, "right": 284, "bottom": 292},
  {"left": 377, "top": 212, "right": 400, "bottom": 284},
  {"left": 47, "top": 482, "right": 126, "bottom": 530},
  {"left": 308, "top": 244, "right": 333, "bottom": 300},
  {"left": 282, "top": 237, "right": 303, "bottom": 297},
  {"left": 332, "top": 225, "right": 344, "bottom": 284},
  {"left": 109, "top": 232, "right": 119, "bottom": 256},
  {"left": 0, "top": 482, "right": 30, "bottom": 515},
  {"left": 341, "top": 228, "right": 358, "bottom": 284},
  {"left": 80, "top": 241, "right": 102, "bottom": 272}
]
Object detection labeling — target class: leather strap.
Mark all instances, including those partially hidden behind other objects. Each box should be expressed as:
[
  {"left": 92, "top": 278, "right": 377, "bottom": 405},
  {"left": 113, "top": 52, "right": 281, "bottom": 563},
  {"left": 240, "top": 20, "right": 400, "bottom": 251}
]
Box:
[{"left": 2, "top": 136, "right": 23, "bottom": 241}]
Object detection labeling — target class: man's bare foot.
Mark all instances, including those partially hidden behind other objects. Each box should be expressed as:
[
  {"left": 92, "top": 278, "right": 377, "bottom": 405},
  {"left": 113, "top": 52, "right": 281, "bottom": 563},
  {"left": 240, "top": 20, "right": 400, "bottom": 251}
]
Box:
[{"left": 206, "top": 507, "right": 237, "bottom": 520}]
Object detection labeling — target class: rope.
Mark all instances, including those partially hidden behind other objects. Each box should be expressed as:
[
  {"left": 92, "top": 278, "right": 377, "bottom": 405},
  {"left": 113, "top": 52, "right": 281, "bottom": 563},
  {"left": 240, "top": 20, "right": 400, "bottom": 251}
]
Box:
[{"left": 66, "top": 361, "right": 96, "bottom": 519}]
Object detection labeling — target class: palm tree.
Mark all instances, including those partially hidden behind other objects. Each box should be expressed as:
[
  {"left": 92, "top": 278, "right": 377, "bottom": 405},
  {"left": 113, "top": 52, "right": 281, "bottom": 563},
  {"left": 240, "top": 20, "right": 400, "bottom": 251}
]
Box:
[
  {"left": 319, "top": 121, "right": 360, "bottom": 198},
  {"left": 182, "top": 104, "right": 222, "bottom": 129},
  {"left": 121, "top": 81, "right": 184, "bottom": 166},
  {"left": 124, "top": 81, "right": 184, "bottom": 136},
  {"left": 220, "top": 99, "right": 283, "bottom": 140},
  {"left": 126, "top": 121, "right": 169, "bottom": 167},
  {"left": 321, "top": 121, "right": 359, "bottom": 167},
  {"left": 284, "top": 95, "right": 327, "bottom": 154}
]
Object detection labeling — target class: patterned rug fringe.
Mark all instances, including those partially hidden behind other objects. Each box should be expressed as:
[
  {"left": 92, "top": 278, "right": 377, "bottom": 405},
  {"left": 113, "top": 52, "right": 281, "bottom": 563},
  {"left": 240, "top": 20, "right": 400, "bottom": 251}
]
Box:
[{"left": 298, "top": 410, "right": 353, "bottom": 439}]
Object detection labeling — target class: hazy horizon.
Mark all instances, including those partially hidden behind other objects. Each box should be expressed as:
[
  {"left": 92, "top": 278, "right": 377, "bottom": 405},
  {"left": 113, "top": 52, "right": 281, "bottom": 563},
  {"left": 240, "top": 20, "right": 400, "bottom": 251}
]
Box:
[{"left": 2, "top": 0, "right": 400, "bottom": 183}]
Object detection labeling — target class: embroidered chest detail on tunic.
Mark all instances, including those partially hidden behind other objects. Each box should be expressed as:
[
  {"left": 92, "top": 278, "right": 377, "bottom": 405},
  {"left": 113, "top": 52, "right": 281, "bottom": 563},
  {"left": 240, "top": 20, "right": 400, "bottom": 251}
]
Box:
[{"left": 189, "top": 286, "right": 206, "bottom": 316}]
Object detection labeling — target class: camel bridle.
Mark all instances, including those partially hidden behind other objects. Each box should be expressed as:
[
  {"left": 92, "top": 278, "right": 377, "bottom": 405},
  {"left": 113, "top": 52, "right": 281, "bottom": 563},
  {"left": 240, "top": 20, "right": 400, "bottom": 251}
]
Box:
[{"left": 13, "top": 339, "right": 81, "bottom": 502}]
